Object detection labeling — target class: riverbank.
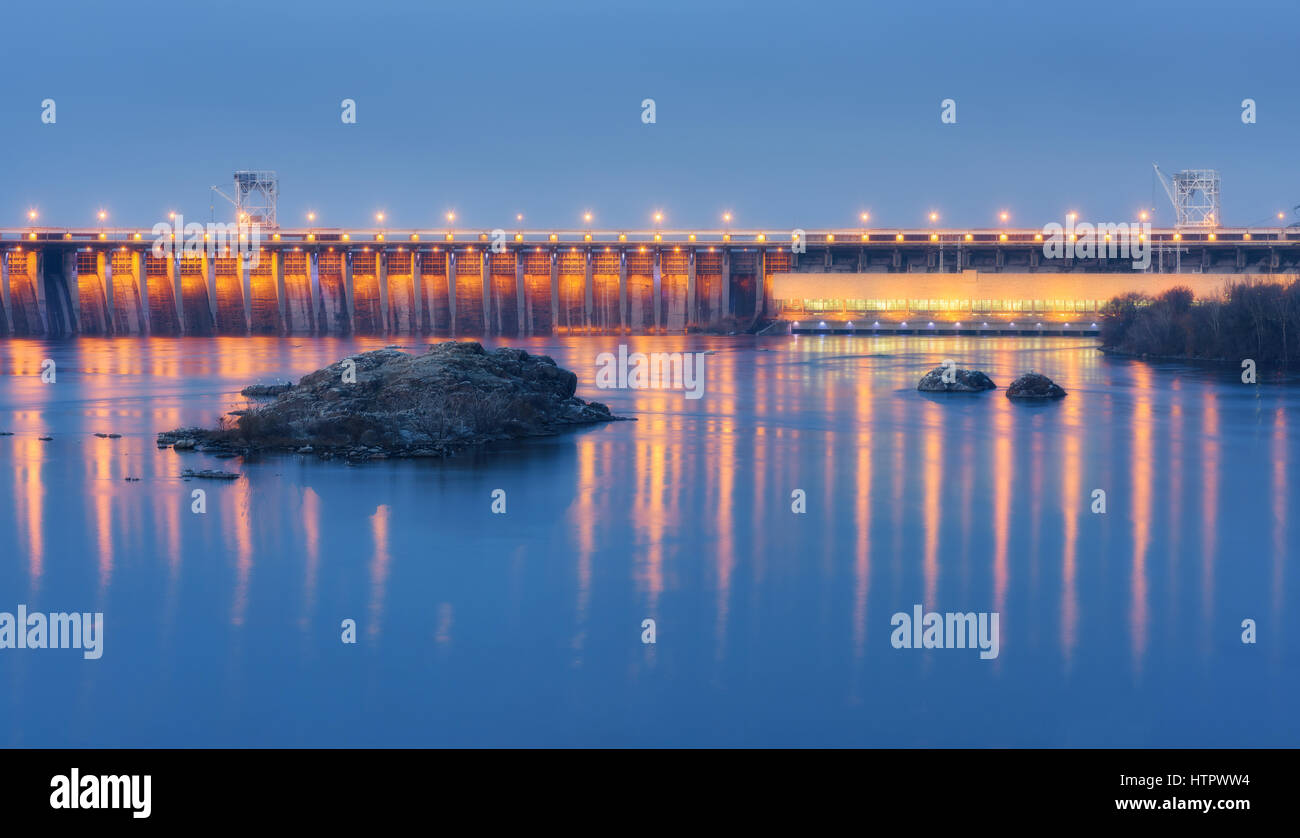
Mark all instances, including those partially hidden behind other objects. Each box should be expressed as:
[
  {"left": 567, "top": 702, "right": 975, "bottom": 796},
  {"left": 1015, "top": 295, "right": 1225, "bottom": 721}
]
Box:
[{"left": 1100, "top": 280, "right": 1300, "bottom": 364}]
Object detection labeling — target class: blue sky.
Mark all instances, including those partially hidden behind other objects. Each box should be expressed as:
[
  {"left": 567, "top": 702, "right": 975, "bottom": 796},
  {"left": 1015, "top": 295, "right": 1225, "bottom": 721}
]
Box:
[{"left": 3, "top": 0, "right": 1297, "bottom": 230}]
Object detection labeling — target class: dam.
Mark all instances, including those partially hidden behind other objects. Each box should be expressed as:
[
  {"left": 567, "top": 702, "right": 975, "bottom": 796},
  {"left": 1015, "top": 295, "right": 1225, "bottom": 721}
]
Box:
[{"left": 1, "top": 225, "right": 1297, "bottom": 337}]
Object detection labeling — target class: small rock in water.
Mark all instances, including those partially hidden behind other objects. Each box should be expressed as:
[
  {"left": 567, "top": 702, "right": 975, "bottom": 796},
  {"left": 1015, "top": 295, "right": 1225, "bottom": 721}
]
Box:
[
  {"left": 172, "top": 438, "right": 197, "bottom": 450},
  {"left": 0, "top": 431, "right": 14, "bottom": 436},
  {"left": 94, "top": 433, "right": 109, "bottom": 438},
  {"left": 38, "top": 436, "right": 53, "bottom": 441},
  {"left": 108, "top": 433, "right": 122, "bottom": 439},
  {"left": 1005, "top": 371, "right": 1067, "bottom": 400},
  {"left": 917, "top": 366, "right": 996, "bottom": 392},
  {"left": 240, "top": 382, "right": 293, "bottom": 397},
  {"left": 181, "top": 468, "right": 241, "bottom": 480}
]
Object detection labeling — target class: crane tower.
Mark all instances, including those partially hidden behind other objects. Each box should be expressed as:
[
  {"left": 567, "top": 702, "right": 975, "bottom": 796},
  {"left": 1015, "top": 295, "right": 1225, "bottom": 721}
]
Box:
[
  {"left": 211, "top": 171, "right": 280, "bottom": 228},
  {"left": 1153, "top": 164, "right": 1220, "bottom": 228}
]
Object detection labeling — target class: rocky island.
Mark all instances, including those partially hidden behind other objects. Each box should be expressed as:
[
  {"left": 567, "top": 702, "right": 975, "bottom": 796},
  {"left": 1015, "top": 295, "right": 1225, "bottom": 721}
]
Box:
[
  {"left": 1005, "top": 372, "right": 1067, "bottom": 400},
  {"left": 159, "top": 342, "right": 627, "bottom": 462},
  {"left": 917, "top": 366, "right": 997, "bottom": 392}
]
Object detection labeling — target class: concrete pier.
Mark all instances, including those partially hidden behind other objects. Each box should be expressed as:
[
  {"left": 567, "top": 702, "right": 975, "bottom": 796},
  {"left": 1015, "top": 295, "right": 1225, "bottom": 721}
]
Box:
[
  {"left": 144, "top": 253, "right": 179, "bottom": 335},
  {"left": 282, "top": 251, "right": 315, "bottom": 334},
  {"left": 453, "top": 249, "right": 484, "bottom": 334},
  {"left": 178, "top": 255, "right": 215, "bottom": 335},
  {"left": 317, "top": 250, "right": 349, "bottom": 335},
  {"left": 351, "top": 250, "right": 382, "bottom": 335},
  {"left": 422, "top": 250, "right": 451, "bottom": 335},
  {"left": 111, "top": 250, "right": 145, "bottom": 334}
]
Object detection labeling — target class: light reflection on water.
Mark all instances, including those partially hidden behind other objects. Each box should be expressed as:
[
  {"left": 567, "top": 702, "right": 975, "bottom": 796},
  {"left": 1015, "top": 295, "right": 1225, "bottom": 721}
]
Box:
[{"left": 0, "top": 335, "right": 1295, "bottom": 746}]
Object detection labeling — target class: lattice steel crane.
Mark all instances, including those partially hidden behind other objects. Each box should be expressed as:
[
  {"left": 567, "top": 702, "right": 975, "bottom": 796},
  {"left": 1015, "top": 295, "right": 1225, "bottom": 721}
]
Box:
[
  {"left": 1153, "top": 164, "right": 1220, "bottom": 228},
  {"left": 210, "top": 171, "right": 279, "bottom": 228}
]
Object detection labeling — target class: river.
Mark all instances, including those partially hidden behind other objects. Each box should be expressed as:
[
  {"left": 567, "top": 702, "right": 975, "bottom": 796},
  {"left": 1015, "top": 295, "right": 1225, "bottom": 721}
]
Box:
[{"left": 0, "top": 335, "right": 1295, "bottom": 746}]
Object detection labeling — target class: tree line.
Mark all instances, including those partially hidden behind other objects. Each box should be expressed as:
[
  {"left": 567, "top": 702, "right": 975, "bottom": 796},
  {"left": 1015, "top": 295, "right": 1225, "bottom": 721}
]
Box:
[{"left": 1100, "top": 278, "right": 1300, "bottom": 363}]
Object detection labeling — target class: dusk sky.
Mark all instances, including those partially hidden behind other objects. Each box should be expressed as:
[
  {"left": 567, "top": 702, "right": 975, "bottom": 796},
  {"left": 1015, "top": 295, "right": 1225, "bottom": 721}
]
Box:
[{"left": 3, "top": 0, "right": 1297, "bottom": 229}]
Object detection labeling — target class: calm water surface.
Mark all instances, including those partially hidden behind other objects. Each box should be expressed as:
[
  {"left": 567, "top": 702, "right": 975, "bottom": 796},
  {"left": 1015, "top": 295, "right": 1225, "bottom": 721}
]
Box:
[{"left": 0, "top": 335, "right": 1295, "bottom": 746}]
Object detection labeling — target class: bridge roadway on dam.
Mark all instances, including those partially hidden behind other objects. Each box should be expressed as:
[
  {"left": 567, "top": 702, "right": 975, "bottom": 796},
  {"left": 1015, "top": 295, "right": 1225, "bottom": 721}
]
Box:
[{"left": 1, "top": 226, "right": 1297, "bottom": 337}]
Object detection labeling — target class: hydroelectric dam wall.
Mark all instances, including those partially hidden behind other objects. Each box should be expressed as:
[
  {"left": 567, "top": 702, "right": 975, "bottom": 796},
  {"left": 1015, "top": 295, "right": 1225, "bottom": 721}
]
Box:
[{"left": 2, "top": 226, "right": 1297, "bottom": 337}]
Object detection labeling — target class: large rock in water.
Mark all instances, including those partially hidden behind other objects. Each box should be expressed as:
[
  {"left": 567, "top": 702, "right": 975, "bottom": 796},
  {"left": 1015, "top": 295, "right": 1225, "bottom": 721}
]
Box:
[
  {"left": 162, "top": 342, "right": 624, "bottom": 460},
  {"left": 1005, "top": 371, "right": 1067, "bottom": 400},
  {"left": 917, "top": 366, "right": 996, "bottom": 392}
]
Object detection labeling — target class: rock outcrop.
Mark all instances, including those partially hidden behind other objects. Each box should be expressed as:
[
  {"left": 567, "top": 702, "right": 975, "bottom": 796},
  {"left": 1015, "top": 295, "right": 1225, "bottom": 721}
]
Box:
[
  {"left": 1005, "top": 372, "right": 1067, "bottom": 400},
  {"left": 162, "top": 342, "right": 626, "bottom": 461},
  {"left": 182, "top": 468, "right": 240, "bottom": 480},
  {"left": 240, "top": 382, "right": 293, "bottom": 398},
  {"left": 917, "top": 366, "right": 997, "bottom": 392}
]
